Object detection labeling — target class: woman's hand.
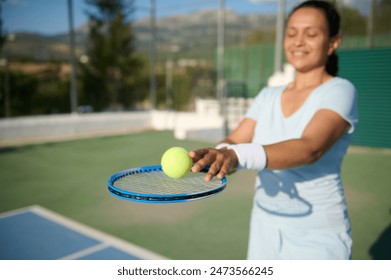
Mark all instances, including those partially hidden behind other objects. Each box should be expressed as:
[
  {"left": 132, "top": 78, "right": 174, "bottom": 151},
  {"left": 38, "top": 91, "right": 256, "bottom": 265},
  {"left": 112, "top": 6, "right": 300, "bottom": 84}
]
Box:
[{"left": 189, "top": 147, "right": 239, "bottom": 182}]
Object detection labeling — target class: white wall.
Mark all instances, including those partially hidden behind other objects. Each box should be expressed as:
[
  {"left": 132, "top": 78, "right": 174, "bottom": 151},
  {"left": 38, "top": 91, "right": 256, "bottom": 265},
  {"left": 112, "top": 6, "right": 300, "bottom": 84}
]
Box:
[
  {"left": 152, "top": 111, "right": 224, "bottom": 141},
  {"left": 0, "top": 112, "right": 151, "bottom": 146},
  {"left": 0, "top": 98, "right": 253, "bottom": 147}
]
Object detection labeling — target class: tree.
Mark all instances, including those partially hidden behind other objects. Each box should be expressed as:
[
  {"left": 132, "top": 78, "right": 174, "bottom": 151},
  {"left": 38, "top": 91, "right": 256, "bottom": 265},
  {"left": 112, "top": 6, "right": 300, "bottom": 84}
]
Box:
[
  {"left": 373, "top": 0, "right": 391, "bottom": 35},
  {"left": 80, "top": 0, "right": 143, "bottom": 111},
  {"left": 0, "top": 65, "right": 69, "bottom": 117},
  {"left": 244, "top": 30, "right": 275, "bottom": 46},
  {"left": 339, "top": 4, "right": 367, "bottom": 36}
]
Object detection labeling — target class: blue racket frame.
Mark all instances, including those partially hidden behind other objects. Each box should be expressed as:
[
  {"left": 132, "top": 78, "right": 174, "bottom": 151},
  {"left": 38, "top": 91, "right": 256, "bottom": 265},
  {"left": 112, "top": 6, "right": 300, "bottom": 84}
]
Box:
[{"left": 107, "top": 165, "right": 227, "bottom": 204}]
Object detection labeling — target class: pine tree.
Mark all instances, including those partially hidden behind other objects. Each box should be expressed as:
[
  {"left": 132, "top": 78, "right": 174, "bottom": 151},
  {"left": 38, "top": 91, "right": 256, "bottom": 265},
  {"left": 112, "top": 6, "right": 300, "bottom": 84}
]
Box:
[{"left": 80, "top": 0, "right": 142, "bottom": 111}]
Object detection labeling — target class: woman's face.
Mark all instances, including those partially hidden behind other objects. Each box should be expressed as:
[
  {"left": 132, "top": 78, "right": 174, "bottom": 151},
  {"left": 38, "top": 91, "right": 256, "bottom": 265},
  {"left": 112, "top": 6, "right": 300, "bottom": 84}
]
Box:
[{"left": 284, "top": 7, "right": 339, "bottom": 74}]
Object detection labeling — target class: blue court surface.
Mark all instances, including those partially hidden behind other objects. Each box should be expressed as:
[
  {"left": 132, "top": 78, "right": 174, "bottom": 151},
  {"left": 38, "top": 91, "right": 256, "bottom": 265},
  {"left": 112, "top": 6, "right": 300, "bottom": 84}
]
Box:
[{"left": 0, "top": 205, "right": 167, "bottom": 260}]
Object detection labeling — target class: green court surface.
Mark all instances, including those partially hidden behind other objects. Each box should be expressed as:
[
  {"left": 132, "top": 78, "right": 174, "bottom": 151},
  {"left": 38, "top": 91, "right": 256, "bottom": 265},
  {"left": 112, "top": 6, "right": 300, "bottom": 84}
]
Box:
[{"left": 0, "top": 130, "right": 390, "bottom": 260}]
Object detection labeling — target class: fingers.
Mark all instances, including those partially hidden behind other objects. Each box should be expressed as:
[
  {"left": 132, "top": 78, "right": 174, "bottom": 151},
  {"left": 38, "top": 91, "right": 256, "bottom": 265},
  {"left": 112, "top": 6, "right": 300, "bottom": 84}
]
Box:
[
  {"left": 188, "top": 148, "right": 210, "bottom": 163},
  {"left": 190, "top": 148, "right": 215, "bottom": 173},
  {"left": 189, "top": 148, "right": 238, "bottom": 182},
  {"left": 205, "top": 154, "right": 223, "bottom": 181},
  {"left": 217, "top": 158, "right": 232, "bottom": 179}
]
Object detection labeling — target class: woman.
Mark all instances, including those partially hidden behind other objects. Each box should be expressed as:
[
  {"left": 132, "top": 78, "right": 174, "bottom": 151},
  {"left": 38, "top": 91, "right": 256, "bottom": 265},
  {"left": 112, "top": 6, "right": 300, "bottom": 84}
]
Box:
[{"left": 190, "top": 0, "right": 358, "bottom": 260}]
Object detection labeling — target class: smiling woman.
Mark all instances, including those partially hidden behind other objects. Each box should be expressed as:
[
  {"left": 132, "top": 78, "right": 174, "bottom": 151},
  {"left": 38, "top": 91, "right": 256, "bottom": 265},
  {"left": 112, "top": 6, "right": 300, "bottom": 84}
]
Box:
[{"left": 190, "top": 0, "right": 359, "bottom": 260}]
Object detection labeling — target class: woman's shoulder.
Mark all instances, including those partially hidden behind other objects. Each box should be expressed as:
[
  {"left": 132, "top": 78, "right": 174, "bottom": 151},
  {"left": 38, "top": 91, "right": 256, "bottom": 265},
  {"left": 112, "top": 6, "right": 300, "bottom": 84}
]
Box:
[
  {"left": 318, "top": 77, "right": 358, "bottom": 105},
  {"left": 325, "top": 77, "right": 356, "bottom": 91}
]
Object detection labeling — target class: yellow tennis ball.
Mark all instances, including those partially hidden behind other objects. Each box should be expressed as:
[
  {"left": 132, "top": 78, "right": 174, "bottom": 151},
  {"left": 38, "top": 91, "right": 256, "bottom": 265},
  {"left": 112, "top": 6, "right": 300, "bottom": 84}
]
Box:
[{"left": 161, "top": 147, "right": 192, "bottom": 179}]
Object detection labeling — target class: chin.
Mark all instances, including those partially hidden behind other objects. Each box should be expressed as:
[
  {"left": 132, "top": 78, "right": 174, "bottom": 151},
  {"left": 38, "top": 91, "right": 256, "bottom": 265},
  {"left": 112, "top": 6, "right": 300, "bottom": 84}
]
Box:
[
  {"left": 287, "top": 62, "right": 308, "bottom": 72},
  {"left": 288, "top": 60, "right": 323, "bottom": 74}
]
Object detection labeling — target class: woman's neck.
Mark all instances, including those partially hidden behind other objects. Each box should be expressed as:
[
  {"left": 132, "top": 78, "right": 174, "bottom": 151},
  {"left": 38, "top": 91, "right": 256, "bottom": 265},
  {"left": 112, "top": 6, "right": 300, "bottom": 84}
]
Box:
[{"left": 291, "top": 68, "right": 333, "bottom": 90}]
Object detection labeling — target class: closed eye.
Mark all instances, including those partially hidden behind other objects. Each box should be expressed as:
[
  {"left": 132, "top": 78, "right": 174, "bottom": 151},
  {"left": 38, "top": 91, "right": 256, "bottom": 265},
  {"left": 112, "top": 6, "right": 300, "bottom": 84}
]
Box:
[
  {"left": 306, "top": 33, "right": 318, "bottom": 38},
  {"left": 285, "top": 27, "right": 297, "bottom": 38},
  {"left": 285, "top": 32, "right": 296, "bottom": 38}
]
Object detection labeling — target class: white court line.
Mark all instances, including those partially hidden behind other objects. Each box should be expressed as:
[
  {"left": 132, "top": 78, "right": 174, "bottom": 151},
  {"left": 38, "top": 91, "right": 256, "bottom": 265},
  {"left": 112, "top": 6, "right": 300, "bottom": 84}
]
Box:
[
  {"left": 58, "top": 243, "right": 110, "bottom": 260},
  {"left": 0, "top": 206, "right": 36, "bottom": 219},
  {"left": 0, "top": 205, "right": 168, "bottom": 260}
]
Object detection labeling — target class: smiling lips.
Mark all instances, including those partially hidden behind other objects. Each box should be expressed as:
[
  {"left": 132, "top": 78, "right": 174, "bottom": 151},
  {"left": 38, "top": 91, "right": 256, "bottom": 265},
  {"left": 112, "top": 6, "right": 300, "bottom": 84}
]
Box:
[{"left": 292, "top": 50, "right": 307, "bottom": 57}]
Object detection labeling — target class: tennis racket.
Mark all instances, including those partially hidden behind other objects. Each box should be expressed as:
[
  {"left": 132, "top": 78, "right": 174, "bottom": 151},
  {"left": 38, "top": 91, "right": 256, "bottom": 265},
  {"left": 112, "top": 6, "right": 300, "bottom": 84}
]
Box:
[{"left": 107, "top": 165, "right": 227, "bottom": 203}]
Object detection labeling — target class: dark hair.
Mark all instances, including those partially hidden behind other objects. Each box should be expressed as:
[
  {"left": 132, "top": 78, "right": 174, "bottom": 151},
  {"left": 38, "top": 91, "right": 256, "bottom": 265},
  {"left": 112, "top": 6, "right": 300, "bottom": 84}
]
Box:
[{"left": 287, "top": 0, "right": 340, "bottom": 76}]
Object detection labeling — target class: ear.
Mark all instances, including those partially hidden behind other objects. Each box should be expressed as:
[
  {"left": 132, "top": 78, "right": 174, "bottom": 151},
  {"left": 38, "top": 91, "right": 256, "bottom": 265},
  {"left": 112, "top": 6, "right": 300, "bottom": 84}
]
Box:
[{"left": 327, "top": 35, "right": 341, "bottom": 56}]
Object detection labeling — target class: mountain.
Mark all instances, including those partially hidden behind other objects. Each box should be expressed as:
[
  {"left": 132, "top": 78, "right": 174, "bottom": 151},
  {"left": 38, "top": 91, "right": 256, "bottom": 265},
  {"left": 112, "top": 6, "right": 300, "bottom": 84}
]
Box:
[
  {"left": 4, "top": 31, "right": 88, "bottom": 61},
  {"left": 135, "top": 9, "right": 275, "bottom": 58},
  {"left": 4, "top": 9, "right": 276, "bottom": 61}
]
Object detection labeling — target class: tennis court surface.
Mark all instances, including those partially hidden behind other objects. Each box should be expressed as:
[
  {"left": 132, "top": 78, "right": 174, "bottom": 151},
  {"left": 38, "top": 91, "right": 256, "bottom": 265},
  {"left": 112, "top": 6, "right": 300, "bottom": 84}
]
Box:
[{"left": 0, "top": 205, "right": 167, "bottom": 260}]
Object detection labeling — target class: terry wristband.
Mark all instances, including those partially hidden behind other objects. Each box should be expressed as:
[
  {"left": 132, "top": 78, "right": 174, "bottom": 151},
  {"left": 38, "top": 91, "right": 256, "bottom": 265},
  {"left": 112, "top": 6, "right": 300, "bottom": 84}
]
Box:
[
  {"left": 215, "top": 143, "right": 232, "bottom": 150},
  {"left": 228, "top": 143, "right": 267, "bottom": 171}
]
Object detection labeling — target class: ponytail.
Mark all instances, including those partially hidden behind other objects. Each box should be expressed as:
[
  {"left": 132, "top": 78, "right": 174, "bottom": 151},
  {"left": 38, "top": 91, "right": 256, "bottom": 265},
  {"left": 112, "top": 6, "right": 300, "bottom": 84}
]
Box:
[{"left": 326, "top": 52, "right": 339, "bottom": 77}]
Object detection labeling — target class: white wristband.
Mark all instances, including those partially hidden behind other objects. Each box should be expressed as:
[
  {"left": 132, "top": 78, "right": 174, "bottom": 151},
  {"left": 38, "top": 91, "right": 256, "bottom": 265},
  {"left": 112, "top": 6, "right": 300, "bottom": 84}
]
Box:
[
  {"left": 215, "top": 143, "right": 231, "bottom": 149},
  {"left": 229, "top": 143, "right": 267, "bottom": 171}
]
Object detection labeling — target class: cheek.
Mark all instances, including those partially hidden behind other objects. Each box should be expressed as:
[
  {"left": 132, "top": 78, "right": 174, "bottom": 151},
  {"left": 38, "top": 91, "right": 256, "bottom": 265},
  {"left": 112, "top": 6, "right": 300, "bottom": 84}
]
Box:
[
  {"left": 317, "top": 36, "right": 331, "bottom": 52},
  {"left": 283, "top": 41, "right": 288, "bottom": 54},
  {"left": 283, "top": 38, "right": 292, "bottom": 54},
  {"left": 310, "top": 39, "right": 330, "bottom": 56},
  {"left": 322, "top": 43, "right": 333, "bottom": 58}
]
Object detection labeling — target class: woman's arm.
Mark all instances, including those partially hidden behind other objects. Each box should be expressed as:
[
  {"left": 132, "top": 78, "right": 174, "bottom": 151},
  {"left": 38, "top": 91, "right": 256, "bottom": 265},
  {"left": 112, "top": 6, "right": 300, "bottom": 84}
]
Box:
[
  {"left": 219, "top": 117, "right": 257, "bottom": 145},
  {"left": 190, "top": 109, "right": 350, "bottom": 181},
  {"left": 264, "top": 109, "right": 349, "bottom": 169}
]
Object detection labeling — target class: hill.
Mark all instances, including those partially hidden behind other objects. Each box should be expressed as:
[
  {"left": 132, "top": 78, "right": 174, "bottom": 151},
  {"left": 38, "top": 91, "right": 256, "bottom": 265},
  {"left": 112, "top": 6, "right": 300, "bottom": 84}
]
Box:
[{"left": 4, "top": 9, "right": 276, "bottom": 61}]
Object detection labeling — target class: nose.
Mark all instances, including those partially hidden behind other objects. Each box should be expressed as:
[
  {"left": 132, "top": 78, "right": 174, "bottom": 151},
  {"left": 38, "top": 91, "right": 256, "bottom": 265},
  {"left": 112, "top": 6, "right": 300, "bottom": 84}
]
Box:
[{"left": 294, "top": 33, "right": 305, "bottom": 46}]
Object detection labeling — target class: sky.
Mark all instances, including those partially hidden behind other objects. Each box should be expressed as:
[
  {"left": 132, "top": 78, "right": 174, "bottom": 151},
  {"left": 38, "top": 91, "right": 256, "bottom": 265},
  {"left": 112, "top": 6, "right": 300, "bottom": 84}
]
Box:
[{"left": 2, "top": 0, "right": 369, "bottom": 35}]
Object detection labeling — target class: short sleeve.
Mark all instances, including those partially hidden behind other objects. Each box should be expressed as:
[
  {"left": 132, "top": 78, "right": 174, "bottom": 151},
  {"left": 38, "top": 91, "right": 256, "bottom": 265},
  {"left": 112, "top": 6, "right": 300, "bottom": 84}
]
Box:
[
  {"left": 318, "top": 78, "right": 358, "bottom": 134},
  {"left": 245, "top": 86, "right": 285, "bottom": 121},
  {"left": 245, "top": 88, "right": 266, "bottom": 121}
]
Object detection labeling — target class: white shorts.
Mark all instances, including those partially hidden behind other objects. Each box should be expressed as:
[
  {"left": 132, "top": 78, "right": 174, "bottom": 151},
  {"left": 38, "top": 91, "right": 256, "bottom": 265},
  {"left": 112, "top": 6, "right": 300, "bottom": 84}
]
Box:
[{"left": 247, "top": 205, "right": 352, "bottom": 260}]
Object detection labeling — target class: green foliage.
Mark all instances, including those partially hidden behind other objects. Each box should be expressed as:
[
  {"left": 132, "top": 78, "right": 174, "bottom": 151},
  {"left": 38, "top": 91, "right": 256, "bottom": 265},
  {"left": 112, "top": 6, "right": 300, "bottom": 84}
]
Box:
[
  {"left": 159, "top": 65, "right": 214, "bottom": 111},
  {"left": 0, "top": 66, "right": 69, "bottom": 117},
  {"left": 374, "top": 0, "right": 391, "bottom": 35},
  {"left": 80, "top": 0, "right": 146, "bottom": 111},
  {"left": 339, "top": 4, "right": 368, "bottom": 36},
  {"left": 243, "top": 30, "right": 275, "bottom": 46},
  {"left": 172, "top": 69, "right": 193, "bottom": 111}
]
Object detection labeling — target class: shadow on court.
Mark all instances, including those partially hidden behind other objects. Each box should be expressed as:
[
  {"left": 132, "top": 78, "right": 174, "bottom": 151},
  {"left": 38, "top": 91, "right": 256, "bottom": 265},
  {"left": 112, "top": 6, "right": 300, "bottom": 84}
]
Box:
[{"left": 369, "top": 218, "right": 391, "bottom": 260}]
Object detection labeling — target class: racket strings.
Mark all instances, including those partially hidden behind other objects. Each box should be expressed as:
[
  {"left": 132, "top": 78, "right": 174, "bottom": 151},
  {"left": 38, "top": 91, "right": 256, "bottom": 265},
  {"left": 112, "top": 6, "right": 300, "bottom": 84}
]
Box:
[{"left": 113, "top": 171, "right": 222, "bottom": 195}]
